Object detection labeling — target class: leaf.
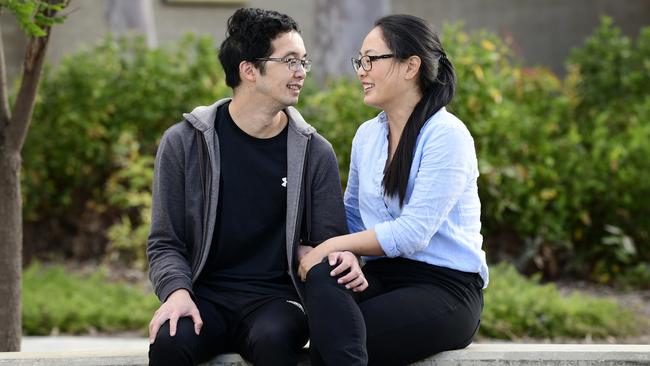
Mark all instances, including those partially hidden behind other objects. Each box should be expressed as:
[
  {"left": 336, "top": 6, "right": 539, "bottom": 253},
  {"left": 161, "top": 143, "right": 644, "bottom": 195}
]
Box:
[{"left": 481, "top": 39, "right": 496, "bottom": 51}]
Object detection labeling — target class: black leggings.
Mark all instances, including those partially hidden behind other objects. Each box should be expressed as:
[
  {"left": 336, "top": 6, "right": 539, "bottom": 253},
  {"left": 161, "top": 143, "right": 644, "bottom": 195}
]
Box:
[
  {"left": 148, "top": 290, "right": 308, "bottom": 366},
  {"left": 305, "top": 257, "right": 484, "bottom": 366}
]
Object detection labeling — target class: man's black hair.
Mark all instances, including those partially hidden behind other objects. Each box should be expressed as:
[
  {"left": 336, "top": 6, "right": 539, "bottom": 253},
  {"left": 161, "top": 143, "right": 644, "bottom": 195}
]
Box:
[{"left": 218, "top": 8, "right": 300, "bottom": 88}]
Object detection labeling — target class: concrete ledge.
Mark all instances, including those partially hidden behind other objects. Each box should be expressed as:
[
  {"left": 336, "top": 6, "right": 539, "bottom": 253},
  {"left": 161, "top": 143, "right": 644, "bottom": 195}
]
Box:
[
  {"left": 0, "top": 350, "right": 147, "bottom": 366},
  {"left": 2, "top": 344, "right": 649, "bottom": 366},
  {"left": 410, "top": 344, "right": 650, "bottom": 366}
]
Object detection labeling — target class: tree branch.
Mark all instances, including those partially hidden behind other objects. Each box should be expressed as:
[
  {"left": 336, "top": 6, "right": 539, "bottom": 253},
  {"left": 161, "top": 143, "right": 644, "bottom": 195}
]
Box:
[
  {"left": 0, "top": 17, "right": 12, "bottom": 140},
  {"left": 6, "top": 31, "right": 48, "bottom": 152},
  {"left": 6, "top": 0, "right": 68, "bottom": 152}
]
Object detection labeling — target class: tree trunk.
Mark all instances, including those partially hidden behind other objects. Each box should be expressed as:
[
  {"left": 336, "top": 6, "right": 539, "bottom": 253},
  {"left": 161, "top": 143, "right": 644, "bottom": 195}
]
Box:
[
  {"left": 0, "top": 10, "right": 20, "bottom": 354},
  {"left": 313, "top": 0, "right": 390, "bottom": 84},
  {"left": 0, "top": 37, "right": 48, "bottom": 351},
  {"left": 0, "top": 0, "right": 65, "bottom": 351},
  {"left": 0, "top": 149, "right": 22, "bottom": 351}
]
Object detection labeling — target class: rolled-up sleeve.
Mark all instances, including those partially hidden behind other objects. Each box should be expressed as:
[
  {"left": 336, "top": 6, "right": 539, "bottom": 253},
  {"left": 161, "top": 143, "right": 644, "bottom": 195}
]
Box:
[{"left": 374, "top": 126, "right": 473, "bottom": 257}]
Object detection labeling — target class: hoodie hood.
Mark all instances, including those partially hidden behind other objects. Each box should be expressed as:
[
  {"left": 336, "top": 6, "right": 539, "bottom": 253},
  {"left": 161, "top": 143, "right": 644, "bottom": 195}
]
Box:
[{"left": 182, "top": 97, "right": 316, "bottom": 136}]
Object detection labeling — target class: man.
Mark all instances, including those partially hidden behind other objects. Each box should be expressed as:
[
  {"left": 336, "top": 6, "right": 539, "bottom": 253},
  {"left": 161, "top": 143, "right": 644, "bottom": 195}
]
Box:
[{"left": 147, "top": 8, "right": 367, "bottom": 366}]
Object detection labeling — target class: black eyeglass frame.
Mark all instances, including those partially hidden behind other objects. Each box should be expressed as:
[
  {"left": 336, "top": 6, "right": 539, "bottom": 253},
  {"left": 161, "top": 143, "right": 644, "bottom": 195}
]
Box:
[
  {"left": 254, "top": 57, "right": 312, "bottom": 72},
  {"left": 351, "top": 54, "right": 395, "bottom": 72}
]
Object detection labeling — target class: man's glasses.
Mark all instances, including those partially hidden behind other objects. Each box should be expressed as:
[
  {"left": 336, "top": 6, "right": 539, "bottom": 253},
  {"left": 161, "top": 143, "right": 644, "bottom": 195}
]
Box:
[
  {"left": 255, "top": 57, "right": 312, "bottom": 72},
  {"left": 351, "top": 54, "right": 394, "bottom": 72}
]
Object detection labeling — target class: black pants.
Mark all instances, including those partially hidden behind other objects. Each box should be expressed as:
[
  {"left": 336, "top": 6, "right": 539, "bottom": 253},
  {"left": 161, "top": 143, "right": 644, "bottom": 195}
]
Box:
[
  {"left": 305, "top": 257, "right": 484, "bottom": 366},
  {"left": 148, "top": 289, "right": 308, "bottom": 366}
]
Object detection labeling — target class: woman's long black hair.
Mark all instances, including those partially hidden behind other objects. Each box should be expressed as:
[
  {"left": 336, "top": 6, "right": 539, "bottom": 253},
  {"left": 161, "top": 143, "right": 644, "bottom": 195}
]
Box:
[{"left": 375, "top": 15, "right": 456, "bottom": 207}]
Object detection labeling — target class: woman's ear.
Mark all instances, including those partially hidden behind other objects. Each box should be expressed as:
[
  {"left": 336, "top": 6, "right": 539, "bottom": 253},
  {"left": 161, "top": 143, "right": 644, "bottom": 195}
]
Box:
[
  {"left": 239, "top": 60, "right": 257, "bottom": 83},
  {"left": 404, "top": 55, "right": 421, "bottom": 80}
]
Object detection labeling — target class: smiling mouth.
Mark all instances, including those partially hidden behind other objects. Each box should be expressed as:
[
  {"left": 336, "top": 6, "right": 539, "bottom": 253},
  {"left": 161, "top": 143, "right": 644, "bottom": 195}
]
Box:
[
  {"left": 363, "top": 83, "right": 375, "bottom": 92},
  {"left": 288, "top": 84, "right": 302, "bottom": 91}
]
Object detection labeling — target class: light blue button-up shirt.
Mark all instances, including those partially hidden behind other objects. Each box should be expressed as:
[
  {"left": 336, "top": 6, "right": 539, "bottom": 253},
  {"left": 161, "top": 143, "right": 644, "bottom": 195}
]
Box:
[{"left": 344, "top": 107, "right": 489, "bottom": 287}]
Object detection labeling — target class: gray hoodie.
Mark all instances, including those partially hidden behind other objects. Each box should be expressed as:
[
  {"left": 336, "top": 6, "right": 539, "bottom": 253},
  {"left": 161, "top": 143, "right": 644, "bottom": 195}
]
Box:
[{"left": 147, "top": 98, "right": 348, "bottom": 304}]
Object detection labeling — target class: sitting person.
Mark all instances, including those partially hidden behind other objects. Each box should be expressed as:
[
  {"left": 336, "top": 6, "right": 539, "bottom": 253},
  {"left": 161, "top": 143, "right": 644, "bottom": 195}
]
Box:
[
  {"left": 299, "top": 14, "right": 489, "bottom": 366},
  {"left": 146, "top": 8, "right": 365, "bottom": 366}
]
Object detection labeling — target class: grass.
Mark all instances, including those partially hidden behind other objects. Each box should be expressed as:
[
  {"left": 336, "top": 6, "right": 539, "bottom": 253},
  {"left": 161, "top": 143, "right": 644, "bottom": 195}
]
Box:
[
  {"left": 22, "top": 262, "right": 159, "bottom": 335},
  {"left": 22, "top": 262, "right": 643, "bottom": 339},
  {"left": 481, "top": 263, "right": 642, "bottom": 340}
]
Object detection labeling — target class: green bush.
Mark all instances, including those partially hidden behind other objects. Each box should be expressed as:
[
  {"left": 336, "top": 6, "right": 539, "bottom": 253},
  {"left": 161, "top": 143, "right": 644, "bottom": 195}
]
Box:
[
  {"left": 22, "top": 263, "right": 159, "bottom": 335},
  {"left": 563, "top": 17, "right": 650, "bottom": 284},
  {"left": 441, "top": 19, "right": 650, "bottom": 285},
  {"left": 22, "top": 34, "right": 229, "bottom": 257},
  {"left": 104, "top": 131, "right": 154, "bottom": 270},
  {"left": 480, "top": 263, "right": 640, "bottom": 339}
]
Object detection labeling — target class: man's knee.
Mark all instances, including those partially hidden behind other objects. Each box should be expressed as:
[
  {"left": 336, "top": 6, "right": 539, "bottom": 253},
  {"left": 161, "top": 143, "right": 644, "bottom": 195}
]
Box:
[
  {"left": 242, "top": 321, "right": 304, "bottom": 366},
  {"left": 149, "top": 318, "right": 198, "bottom": 363},
  {"left": 252, "top": 317, "right": 306, "bottom": 350}
]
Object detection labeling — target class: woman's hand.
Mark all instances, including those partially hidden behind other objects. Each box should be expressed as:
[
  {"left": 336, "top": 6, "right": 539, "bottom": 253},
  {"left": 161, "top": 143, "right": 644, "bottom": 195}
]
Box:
[
  {"left": 299, "top": 246, "right": 369, "bottom": 292},
  {"left": 328, "top": 251, "right": 368, "bottom": 292}
]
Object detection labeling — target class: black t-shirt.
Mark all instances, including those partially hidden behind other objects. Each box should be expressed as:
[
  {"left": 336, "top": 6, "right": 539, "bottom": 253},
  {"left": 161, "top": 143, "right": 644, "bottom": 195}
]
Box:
[{"left": 197, "top": 102, "right": 295, "bottom": 297}]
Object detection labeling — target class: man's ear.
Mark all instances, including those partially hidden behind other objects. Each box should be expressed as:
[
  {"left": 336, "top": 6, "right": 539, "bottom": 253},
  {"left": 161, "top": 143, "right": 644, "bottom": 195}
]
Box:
[
  {"left": 404, "top": 55, "right": 421, "bottom": 80},
  {"left": 239, "top": 60, "right": 257, "bottom": 82}
]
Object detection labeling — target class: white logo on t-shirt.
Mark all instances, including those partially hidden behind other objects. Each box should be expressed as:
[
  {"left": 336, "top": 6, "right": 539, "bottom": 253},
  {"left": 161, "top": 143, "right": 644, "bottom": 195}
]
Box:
[{"left": 281, "top": 177, "right": 287, "bottom": 187}]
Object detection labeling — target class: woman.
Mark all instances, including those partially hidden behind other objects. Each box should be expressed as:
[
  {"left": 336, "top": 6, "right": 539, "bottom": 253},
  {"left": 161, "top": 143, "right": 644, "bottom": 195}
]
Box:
[{"left": 299, "top": 14, "right": 488, "bottom": 365}]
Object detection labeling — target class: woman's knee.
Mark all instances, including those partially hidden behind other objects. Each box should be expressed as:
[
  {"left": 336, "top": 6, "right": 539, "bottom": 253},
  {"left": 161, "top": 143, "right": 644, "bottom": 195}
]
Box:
[
  {"left": 306, "top": 260, "right": 331, "bottom": 279},
  {"left": 305, "top": 260, "right": 340, "bottom": 288}
]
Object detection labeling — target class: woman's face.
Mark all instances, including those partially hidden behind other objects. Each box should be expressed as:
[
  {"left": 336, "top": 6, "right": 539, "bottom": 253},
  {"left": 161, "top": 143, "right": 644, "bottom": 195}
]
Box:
[{"left": 356, "top": 27, "right": 407, "bottom": 109}]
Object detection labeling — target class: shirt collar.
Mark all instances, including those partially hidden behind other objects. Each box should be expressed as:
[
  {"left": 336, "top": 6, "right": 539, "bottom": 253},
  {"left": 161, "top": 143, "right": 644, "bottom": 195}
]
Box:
[{"left": 377, "top": 111, "right": 388, "bottom": 124}]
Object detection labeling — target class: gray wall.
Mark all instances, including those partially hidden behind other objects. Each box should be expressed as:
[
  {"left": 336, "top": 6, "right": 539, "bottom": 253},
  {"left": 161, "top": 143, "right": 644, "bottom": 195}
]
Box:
[
  {"left": 1, "top": 0, "right": 313, "bottom": 85},
  {"left": 395, "top": 0, "right": 650, "bottom": 74},
  {"left": 2, "top": 0, "right": 650, "bottom": 86}
]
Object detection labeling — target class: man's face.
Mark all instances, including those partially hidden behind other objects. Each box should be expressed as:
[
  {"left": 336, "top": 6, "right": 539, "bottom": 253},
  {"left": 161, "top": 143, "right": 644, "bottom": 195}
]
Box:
[{"left": 255, "top": 30, "right": 307, "bottom": 108}]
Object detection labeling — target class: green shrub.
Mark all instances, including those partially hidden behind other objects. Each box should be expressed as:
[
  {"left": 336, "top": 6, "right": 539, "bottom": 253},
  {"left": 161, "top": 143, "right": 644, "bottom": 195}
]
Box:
[
  {"left": 104, "top": 131, "right": 154, "bottom": 270},
  {"left": 441, "top": 20, "right": 650, "bottom": 285},
  {"left": 22, "top": 34, "right": 229, "bottom": 257},
  {"left": 480, "top": 263, "right": 641, "bottom": 339},
  {"left": 22, "top": 263, "right": 159, "bottom": 335},
  {"left": 567, "top": 17, "right": 650, "bottom": 114},
  {"left": 563, "top": 17, "right": 650, "bottom": 283}
]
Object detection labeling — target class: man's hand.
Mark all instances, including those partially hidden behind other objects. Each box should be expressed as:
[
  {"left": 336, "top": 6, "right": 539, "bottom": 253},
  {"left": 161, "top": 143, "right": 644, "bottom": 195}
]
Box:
[
  {"left": 328, "top": 251, "right": 368, "bottom": 292},
  {"left": 298, "top": 245, "right": 326, "bottom": 281},
  {"left": 297, "top": 244, "right": 313, "bottom": 261},
  {"left": 148, "top": 289, "right": 203, "bottom": 344}
]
